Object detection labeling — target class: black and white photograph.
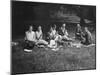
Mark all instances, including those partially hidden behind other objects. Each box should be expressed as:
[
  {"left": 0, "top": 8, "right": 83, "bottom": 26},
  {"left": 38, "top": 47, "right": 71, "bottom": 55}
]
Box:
[{"left": 11, "top": 0, "right": 96, "bottom": 75}]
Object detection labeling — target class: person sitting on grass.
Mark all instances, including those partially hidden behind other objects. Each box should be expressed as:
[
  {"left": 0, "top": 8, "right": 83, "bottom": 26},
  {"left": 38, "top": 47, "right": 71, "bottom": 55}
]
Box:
[
  {"left": 75, "top": 24, "right": 84, "bottom": 41},
  {"left": 57, "top": 23, "right": 73, "bottom": 47},
  {"left": 47, "top": 26, "right": 58, "bottom": 49},
  {"left": 36, "top": 26, "right": 48, "bottom": 47},
  {"left": 59, "top": 23, "right": 73, "bottom": 41},
  {"left": 48, "top": 26, "right": 56, "bottom": 40},
  {"left": 24, "top": 25, "right": 37, "bottom": 51},
  {"left": 81, "top": 27, "right": 93, "bottom": 45}
]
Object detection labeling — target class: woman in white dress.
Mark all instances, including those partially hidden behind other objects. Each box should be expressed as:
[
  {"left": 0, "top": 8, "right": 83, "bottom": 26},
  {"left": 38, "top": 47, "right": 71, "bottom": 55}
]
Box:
[
  {"left": 48, "top": 26, "right": 59, "bottom": 48},
  {"left": 36, "top": 26, "right": 48, "bottom": 46}
]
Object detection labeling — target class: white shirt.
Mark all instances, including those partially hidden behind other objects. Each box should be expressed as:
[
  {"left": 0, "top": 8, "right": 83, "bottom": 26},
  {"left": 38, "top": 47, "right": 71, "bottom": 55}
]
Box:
[{"left": 25, "top": 31, "right": 36, "bottom": 41}]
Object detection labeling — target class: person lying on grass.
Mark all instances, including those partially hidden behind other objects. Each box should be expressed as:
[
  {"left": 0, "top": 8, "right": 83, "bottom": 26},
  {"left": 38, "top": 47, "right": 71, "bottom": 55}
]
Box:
[
  {"left": 35, "top": 26, "right": 48, "bottom": 47},
  {"left": 24, "top": 25, "right": 37, "bottom": 50}
]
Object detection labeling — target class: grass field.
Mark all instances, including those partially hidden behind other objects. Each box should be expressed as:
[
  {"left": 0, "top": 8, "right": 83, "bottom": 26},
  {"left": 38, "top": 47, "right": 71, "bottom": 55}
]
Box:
[{"left": 12, "top": 33, "right": 96, "bottom": 75}]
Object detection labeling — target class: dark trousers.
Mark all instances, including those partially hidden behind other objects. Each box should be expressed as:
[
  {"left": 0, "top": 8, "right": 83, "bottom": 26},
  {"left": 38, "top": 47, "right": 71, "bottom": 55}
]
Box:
[
  {"left": 24, "top": 40, "right": 36, "bottom": 49},
  {"left": 81, "top": 38, "right": 92, "bottom": 45}
]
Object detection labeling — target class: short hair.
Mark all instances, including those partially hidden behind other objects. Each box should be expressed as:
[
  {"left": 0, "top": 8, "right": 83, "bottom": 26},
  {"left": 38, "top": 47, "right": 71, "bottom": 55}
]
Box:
[
  {"left": 77, "top": 24, "right": 80, "bottom": 26},
  {"left": 29, "top": 25, "right": 33, "bottom": 30},
  {"left": 54, "top": 24, "right": 56, "bottom": 27},
  {"left": 85, "top": 27, "right": 88, "bottom": 30},
  {"left": 63, "top": 23, "right": 66, "bottom": 27},
  {"left": 38, "top": 25, "right": 41, "bottom": 28},
  {"left": 29, "top": 25, "right": 33, "bottom": 28}
]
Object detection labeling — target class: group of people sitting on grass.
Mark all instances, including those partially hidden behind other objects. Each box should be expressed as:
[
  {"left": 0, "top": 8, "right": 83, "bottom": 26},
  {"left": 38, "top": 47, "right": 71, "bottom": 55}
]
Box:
[{"left": 24, "top": 23, "right": 93, "bottom": 51}]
